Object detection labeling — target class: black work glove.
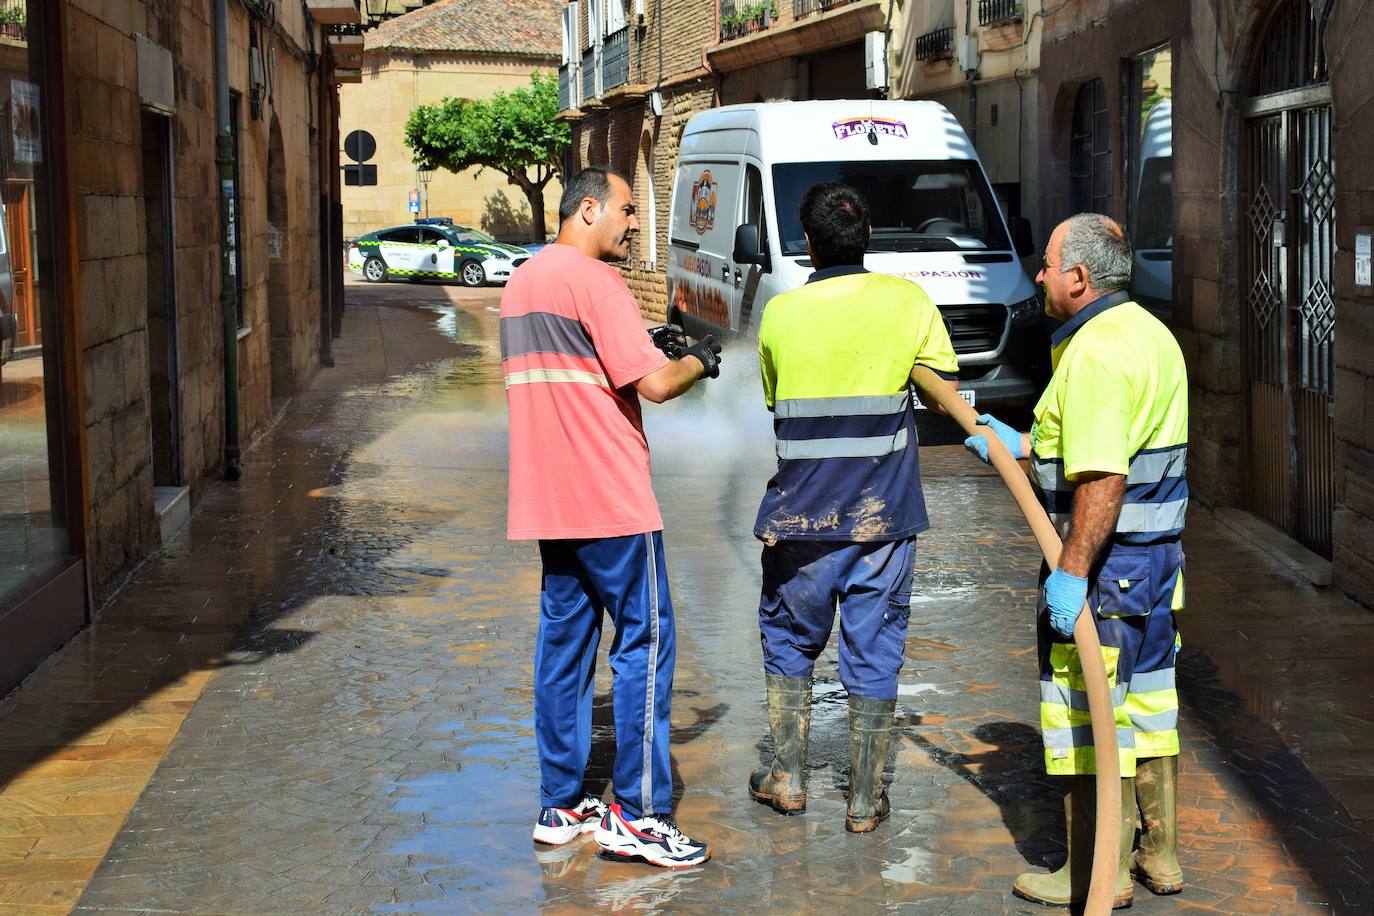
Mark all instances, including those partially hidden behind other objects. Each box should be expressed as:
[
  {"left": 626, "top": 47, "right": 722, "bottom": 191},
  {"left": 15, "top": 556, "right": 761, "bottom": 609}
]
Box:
[
  {"left": 648, "top": 324, "right": 687, "bottom": 359},
  {"left": 684, "top": 334, "right": 722, "bottom": 379}
]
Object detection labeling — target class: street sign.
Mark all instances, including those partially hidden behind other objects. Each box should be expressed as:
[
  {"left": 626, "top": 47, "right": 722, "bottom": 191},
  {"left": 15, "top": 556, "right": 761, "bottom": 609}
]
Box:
[
  {"left": 343, "top": 163, "right": 376, "bottom": 186},
  {"left": 344, "top": 130, "right": 376, "bottom": 163},
  {"left": 408, "top": 189, "right": 421, "bottom": 214}
]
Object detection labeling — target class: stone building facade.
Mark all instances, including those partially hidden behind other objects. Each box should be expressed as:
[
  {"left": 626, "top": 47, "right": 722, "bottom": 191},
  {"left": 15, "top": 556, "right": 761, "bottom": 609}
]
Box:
[
  {"left": 1036, "top": 0, "right": 1374, "bottom": 606},
  {"left": 559, "top": 0, "right": 717, "bottom": 320},
  {"left": 70, "top": 0, "right": 340, "bottom": 594},
  {"left": 559, "top": 0, "right": 891, "bottom": 320},
  {"left": 0, "top": 0, "right": 352, "bottom": 694},
  {"left": 892, "top": 0, "right": 1043, "bottom": 234},
  {"left": 339, "top": 0, "right": 562, "bottom": 243}
]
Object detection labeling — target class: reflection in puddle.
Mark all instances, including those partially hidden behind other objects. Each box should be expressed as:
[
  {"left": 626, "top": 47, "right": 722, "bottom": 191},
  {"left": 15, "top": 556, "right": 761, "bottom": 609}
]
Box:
[{"left": 880, "top": 831, "right": 942, "bottom": 885}]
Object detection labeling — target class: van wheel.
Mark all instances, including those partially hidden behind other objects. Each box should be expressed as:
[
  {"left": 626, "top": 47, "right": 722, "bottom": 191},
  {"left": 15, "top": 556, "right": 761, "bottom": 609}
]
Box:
[{"left": 364, "top": 257, "right": 388, "bottom": 282}]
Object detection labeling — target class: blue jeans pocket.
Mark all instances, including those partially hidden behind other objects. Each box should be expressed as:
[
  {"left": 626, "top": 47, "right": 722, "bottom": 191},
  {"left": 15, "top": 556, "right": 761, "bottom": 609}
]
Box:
[{"left": 1094, "top": 548, "right": 1153, "bottom": 618}]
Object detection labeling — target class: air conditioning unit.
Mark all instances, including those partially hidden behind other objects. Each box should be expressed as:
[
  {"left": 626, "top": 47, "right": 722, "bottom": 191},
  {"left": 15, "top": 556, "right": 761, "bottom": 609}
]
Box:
[{"left": 864, "top": 31, "right": 887, "bottom": 90}]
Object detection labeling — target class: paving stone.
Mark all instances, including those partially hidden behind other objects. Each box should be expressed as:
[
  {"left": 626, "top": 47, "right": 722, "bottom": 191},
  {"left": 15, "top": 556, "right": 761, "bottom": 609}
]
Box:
[{"left": 0, "top": 277, "right": 1370, "bottom": 913}]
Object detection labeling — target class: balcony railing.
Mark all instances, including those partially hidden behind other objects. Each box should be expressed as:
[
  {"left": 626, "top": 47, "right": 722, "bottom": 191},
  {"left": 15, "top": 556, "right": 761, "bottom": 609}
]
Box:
[
  {"left": 913, "top": 26, "right": 954, "bottom": 61},
  {"left": 978, "top": 0, "right": 1022, "bottom": 25},
  {"left": 603, "top": 27, "right": 630, "bottom": 92},
  {"left": 559, "top": 63, "right": 575, "bottom": 109},
  {"left": 720, "top": 0, "right": 779, "bottom": 41},
  {"left": 0, "top": 0, "right": 27, "bottom": 41},
  {"left": 582, "top": 47, "right": 596, "bottom": 101},
  {"left": 793, "top": 0, "right": 855, "bottom": 19}
]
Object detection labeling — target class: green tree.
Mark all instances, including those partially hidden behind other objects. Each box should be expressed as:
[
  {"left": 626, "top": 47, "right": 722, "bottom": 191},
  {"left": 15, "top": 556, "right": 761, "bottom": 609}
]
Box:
[{"left": 404, "top": 72, "right": 569, "bottom": 241}]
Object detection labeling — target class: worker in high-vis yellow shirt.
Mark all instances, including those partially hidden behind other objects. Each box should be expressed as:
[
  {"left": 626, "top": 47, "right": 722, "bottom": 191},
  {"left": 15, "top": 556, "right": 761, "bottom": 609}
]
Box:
[
  {"left": 749, "top": 182, "right": 959, "bottom": 834},
  {"left": 966, "top": 213, "right": 1187, "bottom": 909}
]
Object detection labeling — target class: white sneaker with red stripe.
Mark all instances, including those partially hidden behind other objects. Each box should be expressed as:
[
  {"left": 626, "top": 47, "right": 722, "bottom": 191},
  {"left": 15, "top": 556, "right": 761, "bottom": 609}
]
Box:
[
  {"left": 593, "top": 803, "right": 711, "bottom": 868},
  {"left": 532, "top": 796, "right": 608, "bottom": 846}
]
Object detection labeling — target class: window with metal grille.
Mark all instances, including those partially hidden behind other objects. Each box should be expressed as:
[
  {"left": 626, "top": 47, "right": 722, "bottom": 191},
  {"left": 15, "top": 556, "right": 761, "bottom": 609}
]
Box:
[
  {"left": 978, "top": 0, "right": 1022, "bottom": 26},
  {"left": 1249, "top": 0, "right": 1332, "bottom": 96},
  {"left": 913, "top": 26, "right": 954, "bottom": 61},
  {"left": 1069, "top": 78, "right": 1111, "bottom": 214}
]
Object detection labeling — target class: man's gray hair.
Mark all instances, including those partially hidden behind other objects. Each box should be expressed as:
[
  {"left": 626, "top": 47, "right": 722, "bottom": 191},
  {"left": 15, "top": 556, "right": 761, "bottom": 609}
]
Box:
[{"left": 1059, "top": 213, "right": 1132, "bottom": 293}]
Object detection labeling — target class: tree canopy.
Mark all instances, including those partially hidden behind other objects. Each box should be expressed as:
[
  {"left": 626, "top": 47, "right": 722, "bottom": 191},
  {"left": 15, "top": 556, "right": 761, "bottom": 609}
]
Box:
[{"left": 404, "top": 72, "right": 569, "bottom": 239}]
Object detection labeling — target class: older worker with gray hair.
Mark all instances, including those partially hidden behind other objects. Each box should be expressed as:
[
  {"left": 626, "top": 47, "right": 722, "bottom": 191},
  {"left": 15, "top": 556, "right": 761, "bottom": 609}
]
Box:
[{"left": 965, "top": 213, "right": 1190, "bottom": 909}]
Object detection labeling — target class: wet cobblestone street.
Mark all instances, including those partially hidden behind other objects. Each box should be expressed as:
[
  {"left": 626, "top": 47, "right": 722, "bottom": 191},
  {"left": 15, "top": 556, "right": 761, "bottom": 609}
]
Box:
[{"left": 3, "top": 277, "right": 1374, "bottom": 913}]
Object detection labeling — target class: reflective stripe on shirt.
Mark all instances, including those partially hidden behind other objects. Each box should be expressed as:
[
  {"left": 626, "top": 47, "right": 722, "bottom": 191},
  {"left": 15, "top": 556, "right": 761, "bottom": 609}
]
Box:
[
  {"left": 1030, "top": 442, "right": 1189, "bottom": 542},
  {"left": 500, "top": 311, "right": 598, "bottom": 360},
  {"left": 504, "top": 367, "right": 609, "bottom": 389}
]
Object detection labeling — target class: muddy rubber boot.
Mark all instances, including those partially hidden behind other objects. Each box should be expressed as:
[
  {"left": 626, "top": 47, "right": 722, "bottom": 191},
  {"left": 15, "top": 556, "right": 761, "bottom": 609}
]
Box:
[
  {"left": 1133, "top": 756, "right": 1183, "bottom": 894},
  {"left": 748, "top": 674, "right": 811, "bottom": 815},
  {"left": 1013, "top": 777, "right": 1136, "bottom": 909},
  {"left": 844, "top": 695, "right": 896, "bottom": 833}
]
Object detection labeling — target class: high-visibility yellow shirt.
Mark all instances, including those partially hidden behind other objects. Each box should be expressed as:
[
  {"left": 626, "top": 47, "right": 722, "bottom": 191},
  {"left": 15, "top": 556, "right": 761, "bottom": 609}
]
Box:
[
  {"left": 1029, "top": 291, "right": 1189, "bottom": 543},
  {"left": 755, "top": 266, "right": 958, "bottom": 542}
]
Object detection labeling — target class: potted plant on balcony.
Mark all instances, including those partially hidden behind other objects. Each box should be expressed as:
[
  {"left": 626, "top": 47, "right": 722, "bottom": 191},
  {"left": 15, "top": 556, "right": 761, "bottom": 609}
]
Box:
[
  {"left": 721, "top": 0, "right": 779, "bottom": 40},
  {"left": 0, "top": 5, "right": 26, "bottom": 38}
]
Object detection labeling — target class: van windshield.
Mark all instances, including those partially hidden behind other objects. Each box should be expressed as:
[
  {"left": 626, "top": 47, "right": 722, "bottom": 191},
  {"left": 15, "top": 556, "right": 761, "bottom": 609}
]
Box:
[{"left": 772, "top": 160, "right": 1010, "bottom": 255}]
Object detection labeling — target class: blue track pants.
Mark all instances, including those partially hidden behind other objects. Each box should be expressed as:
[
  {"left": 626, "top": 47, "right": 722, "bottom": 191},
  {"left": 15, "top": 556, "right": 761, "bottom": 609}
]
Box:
[{"left": 535, "top": 532, "right": 674, "bottom": 819}]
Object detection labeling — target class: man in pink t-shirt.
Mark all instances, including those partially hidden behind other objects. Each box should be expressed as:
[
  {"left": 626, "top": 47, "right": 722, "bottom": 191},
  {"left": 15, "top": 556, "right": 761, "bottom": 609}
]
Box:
[{"left": 503, "top": 167, "right": 720, "bottom": 868}]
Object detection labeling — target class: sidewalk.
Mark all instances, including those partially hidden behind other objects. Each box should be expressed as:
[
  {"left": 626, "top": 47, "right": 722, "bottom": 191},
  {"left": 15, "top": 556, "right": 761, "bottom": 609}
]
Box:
[{"left": 0, "top": 279, "right": 1370, "bottom": 913}]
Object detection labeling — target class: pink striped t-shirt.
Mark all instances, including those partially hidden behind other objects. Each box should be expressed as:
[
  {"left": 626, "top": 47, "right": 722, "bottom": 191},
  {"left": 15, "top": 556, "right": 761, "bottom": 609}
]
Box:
[{"left": 500, "top": 244, "right": 669, "bottom": 540}]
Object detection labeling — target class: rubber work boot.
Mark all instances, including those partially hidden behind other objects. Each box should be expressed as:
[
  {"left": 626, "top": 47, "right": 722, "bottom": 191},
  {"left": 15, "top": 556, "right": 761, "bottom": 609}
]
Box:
[
  {"left": 1133, "top": 755, "right": 1183, "bottom": 894},
  {"left": 1012, "top": 777, "right": 1136, "bottom": 909},
  {"left": 845, "top": 695, "right": 896, "bottom": 833},
  {"left": 748, "top": 673, "right": 812, "bottom": 814}
]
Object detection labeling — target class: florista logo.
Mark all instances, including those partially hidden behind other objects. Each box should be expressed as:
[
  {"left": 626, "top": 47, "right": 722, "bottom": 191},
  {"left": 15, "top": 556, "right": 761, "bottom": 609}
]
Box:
[
  {"left": 689, "top": 170, "right": 717, "bottom": 235},
  {"left": 832, "top": 117, "right": 909, "bottom": 140}
]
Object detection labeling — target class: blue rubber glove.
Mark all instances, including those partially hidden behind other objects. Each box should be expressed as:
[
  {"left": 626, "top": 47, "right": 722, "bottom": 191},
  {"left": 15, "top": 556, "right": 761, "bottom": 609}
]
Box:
[
  {"left": 1044, "top": 567, "right": 1089, "bottom": 639},
  {"left": 963, "top": 413, "right": 1025, "bottom": 464}
]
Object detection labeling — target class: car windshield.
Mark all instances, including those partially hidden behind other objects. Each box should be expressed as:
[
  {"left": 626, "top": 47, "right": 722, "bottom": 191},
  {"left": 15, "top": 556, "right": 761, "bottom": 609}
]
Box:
[
  {"left": 451, "top": 228, "right": 498, "bottom": 245},
  {"left": 771, "top": 160, "right": 1010, "bottom": 255}
]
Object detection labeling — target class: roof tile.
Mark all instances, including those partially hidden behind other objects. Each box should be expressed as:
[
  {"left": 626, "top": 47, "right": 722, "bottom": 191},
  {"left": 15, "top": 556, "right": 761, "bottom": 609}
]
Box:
[{"left": 367, "top": 0, "right": 562, "bottom": 57}]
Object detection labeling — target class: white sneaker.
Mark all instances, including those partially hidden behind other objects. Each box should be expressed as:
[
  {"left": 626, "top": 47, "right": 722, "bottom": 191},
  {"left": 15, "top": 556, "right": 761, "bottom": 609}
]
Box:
[
  {"left": 532, "top": 796, "right": 608, "bottom": 846},
  {"left": 593, "top": 803, "right": 711, "bottom": 868}
]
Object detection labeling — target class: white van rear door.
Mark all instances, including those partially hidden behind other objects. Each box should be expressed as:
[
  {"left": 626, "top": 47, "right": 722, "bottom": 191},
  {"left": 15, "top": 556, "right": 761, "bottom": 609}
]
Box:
[{"left": 668, "top": 159, "right": 741, "bottom": 332}]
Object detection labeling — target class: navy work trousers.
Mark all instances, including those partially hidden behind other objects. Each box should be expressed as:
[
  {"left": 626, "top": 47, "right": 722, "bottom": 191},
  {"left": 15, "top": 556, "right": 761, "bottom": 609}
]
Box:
[
  {"left": 535, "top": 532, "right": 675, "bottom": 819},
  {"left": 758, "top": 537, "right": 917, "bottom": 699}
]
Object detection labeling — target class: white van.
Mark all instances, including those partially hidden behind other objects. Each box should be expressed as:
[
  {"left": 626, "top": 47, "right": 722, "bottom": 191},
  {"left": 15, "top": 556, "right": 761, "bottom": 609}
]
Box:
[
  {"left": 666, "top": 100, "right": 1046, "bottom": 409},
  {"left": 1131, "top": 98, "right": 1172, "bottom": 319}
]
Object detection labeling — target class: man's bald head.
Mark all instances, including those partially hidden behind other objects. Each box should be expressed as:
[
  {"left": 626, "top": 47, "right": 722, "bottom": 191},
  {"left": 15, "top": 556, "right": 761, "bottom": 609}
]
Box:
[{"left": 1056, "top": 213, "right": 1132, "bottom": 294}]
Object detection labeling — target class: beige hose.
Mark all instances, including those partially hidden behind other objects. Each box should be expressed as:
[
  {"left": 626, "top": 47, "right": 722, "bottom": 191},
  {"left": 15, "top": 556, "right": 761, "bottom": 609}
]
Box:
[{"left": 911, "top": 367, "right": 1120, "bottom": 916}]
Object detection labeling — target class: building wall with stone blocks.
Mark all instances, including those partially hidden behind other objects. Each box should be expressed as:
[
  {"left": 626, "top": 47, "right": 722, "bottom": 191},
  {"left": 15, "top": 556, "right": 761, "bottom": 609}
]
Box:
[
  {"left": 563, "top": 0, "right": 716, "bottom": 320},
  {"left": 891, "top": 0, "right": 1043, "bottom": 232},
  {"left": 1038, "top": 0, "right": 1374, "bottom": 607},
  {"left": 340, "top": 52, "right": 561, "bottom": 243},
  {"left": 66, "top": 0, "right": 329, "bottom": 601}
]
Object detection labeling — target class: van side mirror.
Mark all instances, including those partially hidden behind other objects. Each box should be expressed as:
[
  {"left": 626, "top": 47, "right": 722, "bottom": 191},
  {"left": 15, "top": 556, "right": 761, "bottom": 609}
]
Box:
[
  {"left": 733, "top": 223, "right": 771, "bottom": 270},
  {"left": 1010, "top": 217, "right": 1034, "bottom": 258}
]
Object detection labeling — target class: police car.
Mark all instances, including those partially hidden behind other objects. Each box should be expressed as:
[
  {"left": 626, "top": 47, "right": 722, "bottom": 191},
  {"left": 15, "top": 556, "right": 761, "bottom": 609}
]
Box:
[{"left": 348, "top": 220, "right": 532, "bottom": 287}]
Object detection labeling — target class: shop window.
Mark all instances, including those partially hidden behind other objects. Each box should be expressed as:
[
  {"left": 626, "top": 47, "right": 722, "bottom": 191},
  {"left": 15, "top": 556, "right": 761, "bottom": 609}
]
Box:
[
  {"left": 1070, "top": 77, "right": 1110, "bottom": 214},
  {"left": 1126, "top": 44, "right": 1173, "bottom": 320},
  {"left": 0, "top": 0, "right": 75, "bottom": 604}
]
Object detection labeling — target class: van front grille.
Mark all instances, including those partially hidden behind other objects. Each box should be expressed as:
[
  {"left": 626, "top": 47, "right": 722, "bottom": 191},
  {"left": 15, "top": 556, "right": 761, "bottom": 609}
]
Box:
[{"left": 940, "top": 303, "right": 1007, "bottom": 354}]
